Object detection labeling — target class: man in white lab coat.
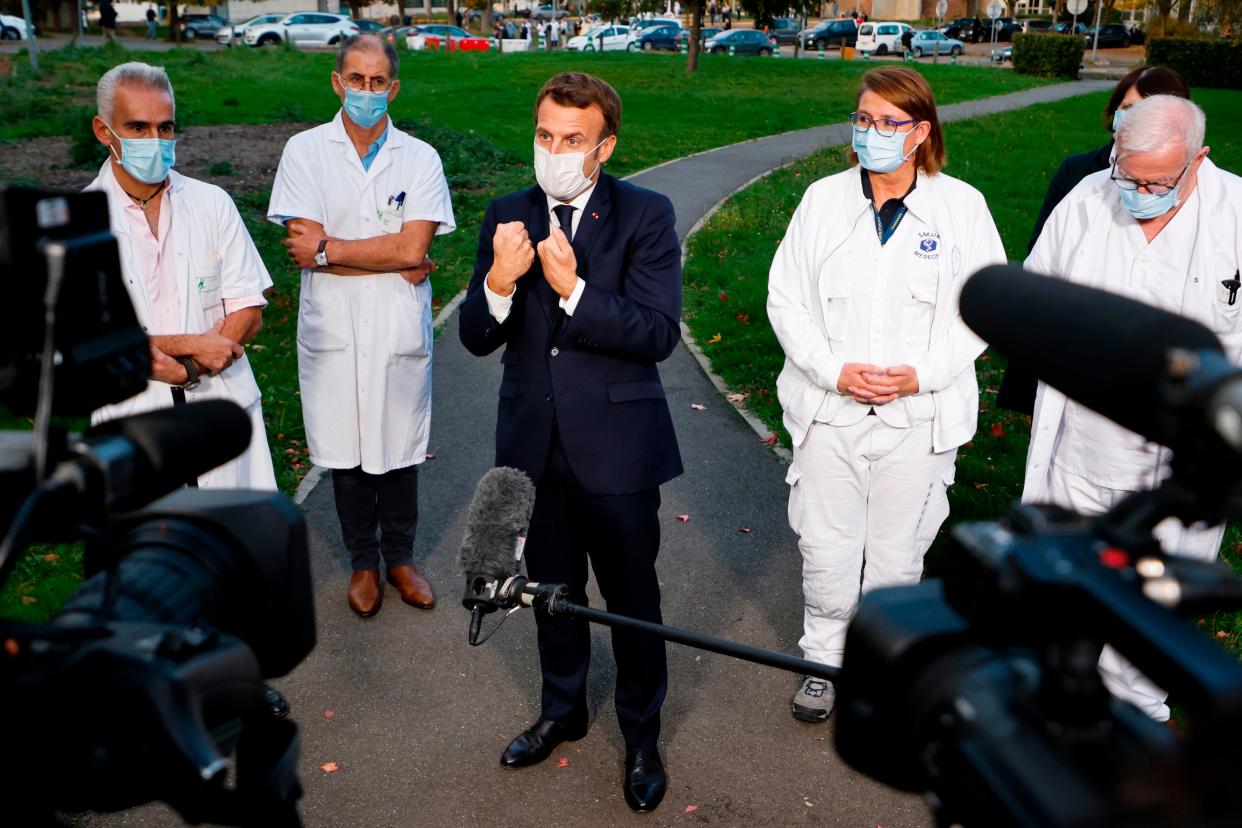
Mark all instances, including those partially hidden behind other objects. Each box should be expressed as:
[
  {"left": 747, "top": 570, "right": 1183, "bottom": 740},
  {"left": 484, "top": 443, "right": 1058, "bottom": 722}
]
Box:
[
  {"left": 1025, "top": 94, "right": 1242, "bottom": 721},
  {"left": 88, "top": 62, "right": 277, "bottom": 491},
  {"left": 268, "top": 35, "right": 455, "bottom": 618}
]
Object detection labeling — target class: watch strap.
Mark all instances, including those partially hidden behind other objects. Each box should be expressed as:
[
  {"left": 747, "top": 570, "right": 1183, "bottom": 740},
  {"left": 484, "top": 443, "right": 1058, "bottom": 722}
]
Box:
[
  {"left": 316, "top": 238, "right": 329, "bottom": 266},
  {"left": 177, "top": 356, "right": 201, "bottom": 390}
]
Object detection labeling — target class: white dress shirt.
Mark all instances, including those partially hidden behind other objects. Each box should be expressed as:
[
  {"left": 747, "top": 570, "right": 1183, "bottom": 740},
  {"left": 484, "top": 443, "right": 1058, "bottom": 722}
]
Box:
[{"left": 485, "top": 181, "right": 595, "bottom": 323}]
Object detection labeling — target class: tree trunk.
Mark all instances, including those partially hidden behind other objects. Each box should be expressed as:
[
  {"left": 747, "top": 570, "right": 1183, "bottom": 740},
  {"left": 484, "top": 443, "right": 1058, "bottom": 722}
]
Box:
[
  {"left": 1176, "top": 0, "right": 1190, "bottom": 21},
  {"left": 168, "top": 3, "right": 180, "bottom": 42},
  {"left": 445, "top": 0, "right": 456, "bottom": 25},
  {"left": 686, "top": 0, "right": 703, "bottom": 73}
]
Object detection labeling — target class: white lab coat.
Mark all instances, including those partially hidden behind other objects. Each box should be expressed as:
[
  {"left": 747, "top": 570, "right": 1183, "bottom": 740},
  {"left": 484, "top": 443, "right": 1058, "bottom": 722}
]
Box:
[
  {"left": 767, "top": 165, "right": 1005, "bottom": 454},
  {"left": 87, "top": 162, "right": 277, "bottom": 491},
  {"left": 267, "top": 113, "right": 455, "bottom": 474},
  {"left": 1023, "top": 159, "right": 1242, "bottom": 506}
]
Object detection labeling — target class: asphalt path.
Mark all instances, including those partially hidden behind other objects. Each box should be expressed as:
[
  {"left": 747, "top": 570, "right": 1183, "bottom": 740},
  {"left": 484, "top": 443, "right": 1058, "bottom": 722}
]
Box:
[{"left": 86, "top": 79, "right": 1110, "bottom": 828}]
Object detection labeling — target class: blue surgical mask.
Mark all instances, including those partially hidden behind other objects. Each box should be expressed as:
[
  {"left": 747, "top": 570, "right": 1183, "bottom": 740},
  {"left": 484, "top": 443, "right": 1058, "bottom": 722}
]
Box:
[
  {"left": 1111, "top": 107, "right": 1126, "bottom": 133},
  {"left": 106, "top": 124, "right": 175, "bottom": 185},
  {"left": 852, "top": 127, "right": 921, "bottom": 174},
  {"left": 1119, "top": 185, "right": 1180, "bottom": 220},
  {"left": 342, "top": 87, "right": 389, "bottom": 129}
]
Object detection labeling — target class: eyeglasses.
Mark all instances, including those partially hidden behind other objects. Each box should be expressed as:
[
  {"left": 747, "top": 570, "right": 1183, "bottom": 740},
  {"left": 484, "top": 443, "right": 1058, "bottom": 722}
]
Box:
[
  {"left": 1110, "top": 160, "right": 1190, "bottom": 196},
  {"left": 849, "top": 112, "right": 919, "bottom": 137},
  {"left": 339, "top": 72, "right": 391, "bottom": 94}
]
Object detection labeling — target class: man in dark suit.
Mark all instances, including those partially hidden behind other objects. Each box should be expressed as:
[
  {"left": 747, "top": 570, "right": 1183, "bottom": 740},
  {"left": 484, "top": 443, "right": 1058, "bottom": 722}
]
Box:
[{"left": 459, "top": 72, "right": 681, "bottom": 814}]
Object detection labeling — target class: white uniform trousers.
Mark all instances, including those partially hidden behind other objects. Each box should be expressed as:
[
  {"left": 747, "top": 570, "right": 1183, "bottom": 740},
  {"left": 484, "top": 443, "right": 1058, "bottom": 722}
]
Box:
[
  {"left": 788, "top": 417, "right": 957, "bottom": 667},
  {"left": 1046, "top": 464, "right": 1223, "bottom": 721}
]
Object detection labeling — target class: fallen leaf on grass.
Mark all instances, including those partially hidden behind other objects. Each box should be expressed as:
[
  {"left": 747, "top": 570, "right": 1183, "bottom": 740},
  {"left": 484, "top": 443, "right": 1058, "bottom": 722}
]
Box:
[
  {"left": 425, "top": 453, "right": 436, "bottom": 460},
  {"left": 320, "top": 762, "right": 339, "bottom": 773},
  {"left": 1217, "top": 630, "right": 1229, "bottom": 639},
  {"left": 718, "top": 291, "right": 729, "bottom": 302},
  {"left": 676, "top": 514, "right": 690, "bottom": 523},
  {"left": 760, "top": 434, "right": 778, "bottom": 446},
  {"left": 42, "top": 553, "right": 59, "bottom": 563},
  {"left": 726, "top": 392, "right": 748, "bottom": 403},
  {"left": 738, "top": 528, "right": 752, "bottom": 534},
  {"left": 323, "top": 709, "right": 335, "bottom": 719},
  {"left": 706, "top": 333, "right": 722, "bottom": 345},
  {"left": 20, "top": 596, "right": 36, "bottom": 605},
  {"left": 556, "top": 757, "right": 569, "bottom": 768},
  {"left": 683, "top": 805, "right": 699, "bottom": 813},
  {"left": 735, "top": 312, "right": 750, "bottom": 323},
  {"left": 690, "top": 403, "right": 706, "bottom": 411},
  {"left": 990, "top": 422, "right": 1007, "bottom": 439},
  {"left": 973, "top": 482, "right": 989, "bottom": 490}
]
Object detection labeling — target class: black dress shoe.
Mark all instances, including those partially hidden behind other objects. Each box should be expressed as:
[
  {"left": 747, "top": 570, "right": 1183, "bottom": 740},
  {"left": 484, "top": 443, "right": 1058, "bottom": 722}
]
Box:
[
  {"left": 500, "top": 718, "right": 588, "bottom": 769},
  {"left": 623, "top": 744, "right": 667, "bottom": 813}
]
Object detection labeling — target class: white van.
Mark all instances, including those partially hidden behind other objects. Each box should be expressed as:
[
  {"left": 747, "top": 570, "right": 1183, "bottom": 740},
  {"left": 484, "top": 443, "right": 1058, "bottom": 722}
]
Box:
[{"left": 855, "top": 21, "right": 914, "bottom": 55}]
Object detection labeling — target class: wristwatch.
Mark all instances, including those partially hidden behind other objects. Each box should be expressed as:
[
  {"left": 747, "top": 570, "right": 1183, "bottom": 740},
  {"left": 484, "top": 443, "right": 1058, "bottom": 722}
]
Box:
[
  {"left": 314, "top": 239, "right": 330, "bottom": 267},
  {"left": 177, "top": 357, "right": 201, "bottom": 390}
]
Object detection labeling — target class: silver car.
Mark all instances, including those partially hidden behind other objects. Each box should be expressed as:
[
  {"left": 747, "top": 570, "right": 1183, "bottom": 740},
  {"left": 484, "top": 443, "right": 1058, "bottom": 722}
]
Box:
[
  {"left": 217, "top": 14, "right": 284, "bottom": 47},
  {"left": 908, "top": 29, "right": 964, "bottom": 57},
  {"left": 244, "top": 13, "right": 359, "bottom": 48}
]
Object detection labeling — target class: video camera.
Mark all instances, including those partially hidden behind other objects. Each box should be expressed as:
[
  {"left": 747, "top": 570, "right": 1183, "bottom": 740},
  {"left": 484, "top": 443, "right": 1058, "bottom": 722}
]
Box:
[
  {"left": 460, "top": 266, "right": 1242, "bottom": 827},
  {"left": 0, "top": 187, "right": 316, "bottom": 826}
]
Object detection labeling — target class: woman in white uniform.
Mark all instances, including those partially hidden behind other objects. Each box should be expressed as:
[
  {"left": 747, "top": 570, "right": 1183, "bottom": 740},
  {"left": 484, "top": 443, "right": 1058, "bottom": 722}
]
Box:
[{"left": 767, "top": 67, "right": 1006, "bottom": 722}]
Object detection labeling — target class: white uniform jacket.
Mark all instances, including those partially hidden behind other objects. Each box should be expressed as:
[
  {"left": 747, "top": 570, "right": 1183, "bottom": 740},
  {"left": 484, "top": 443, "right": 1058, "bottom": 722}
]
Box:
[
  {"left": 1023, "top": 159, "right": 1242, "bottom": 502},
  {"left": 767, "top": 165, "right": 1005, "bottom": 453},
  {"left": 87, "top": 162, "right": 276, "bottom": 489},
  {"left": 267, "top": 113, "right": 455, "bottom": 474}
]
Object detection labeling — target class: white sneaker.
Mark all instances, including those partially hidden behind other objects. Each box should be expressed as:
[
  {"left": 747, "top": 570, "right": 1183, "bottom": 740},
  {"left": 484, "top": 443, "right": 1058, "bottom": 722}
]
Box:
[{"left": 790, "top": 675, "right": 835, "bottom": 723}]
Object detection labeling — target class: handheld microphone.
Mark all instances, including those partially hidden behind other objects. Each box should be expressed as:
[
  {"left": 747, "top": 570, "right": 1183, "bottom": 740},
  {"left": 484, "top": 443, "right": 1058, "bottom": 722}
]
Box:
[
  {"left": 457, "top": 467, "right": 536, "bottom": 644},
  {"left": 961, "top": 266, "right": 1224, "bottom": 449}
]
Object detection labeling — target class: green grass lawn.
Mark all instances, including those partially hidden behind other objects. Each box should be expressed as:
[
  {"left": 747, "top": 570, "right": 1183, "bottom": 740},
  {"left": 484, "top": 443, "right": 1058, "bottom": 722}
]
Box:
[{"left": 681, "top": 87, "right": 1242, "bottom": 658}]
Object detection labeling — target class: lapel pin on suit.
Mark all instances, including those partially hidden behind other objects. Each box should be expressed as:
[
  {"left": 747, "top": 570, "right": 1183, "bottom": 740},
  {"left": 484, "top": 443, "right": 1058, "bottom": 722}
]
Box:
[{"left": 592, "top": 211, "right": 600, "bottom": 220}]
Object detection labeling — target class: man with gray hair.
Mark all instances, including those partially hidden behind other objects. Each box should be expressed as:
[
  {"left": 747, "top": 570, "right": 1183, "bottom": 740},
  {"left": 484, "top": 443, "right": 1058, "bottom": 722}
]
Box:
[
  {"left": 268, "top": 34, "right": 455, "bottom": 618},
  {"left": 87, "top": 61, "right": 277, "bottom": 491},
  {"left": 1024, "top": 94, "right": 1242, "bottom": 721}
]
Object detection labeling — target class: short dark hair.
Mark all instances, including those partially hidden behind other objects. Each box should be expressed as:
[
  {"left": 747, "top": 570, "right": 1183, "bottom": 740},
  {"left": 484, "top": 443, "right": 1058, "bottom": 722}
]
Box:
[
  {"left": 337, "top": 34, "right": 399, "bottom": 81},
  {"left": 1105, "top": 66, "right": 1190, "bottom": 130},
  {"left": 534, "top": 72, "right": 622, "bottom": 139}
]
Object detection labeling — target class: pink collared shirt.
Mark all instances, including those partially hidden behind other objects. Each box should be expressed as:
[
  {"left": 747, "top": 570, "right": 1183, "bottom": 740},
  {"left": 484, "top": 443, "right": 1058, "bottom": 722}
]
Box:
[{"left": 104, "top": 170, "right": 265, "bottom": 335}]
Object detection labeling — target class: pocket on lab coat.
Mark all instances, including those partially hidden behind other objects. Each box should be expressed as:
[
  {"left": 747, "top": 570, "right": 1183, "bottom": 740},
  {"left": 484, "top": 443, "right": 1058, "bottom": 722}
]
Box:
[
  {"left": 904, "top": 278, "right": 937, "bottom": 348},
  {"left": 197, "top": 260, "right": 224, "bottom": 321},
  {"left": 297, "top": 297, "right": 350, "bottom": 353},
  {"left": 819, "top": 276, "right": 852, "bottom": 342},
  {"left": 389, "top": 279, "right": 433, "bottom": 358}
]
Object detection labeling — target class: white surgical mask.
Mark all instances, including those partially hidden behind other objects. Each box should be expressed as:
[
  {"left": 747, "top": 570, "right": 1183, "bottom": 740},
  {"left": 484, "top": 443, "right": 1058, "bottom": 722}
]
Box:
[{"left": 534, "top": 138, "right": 607, "bottom": 201}]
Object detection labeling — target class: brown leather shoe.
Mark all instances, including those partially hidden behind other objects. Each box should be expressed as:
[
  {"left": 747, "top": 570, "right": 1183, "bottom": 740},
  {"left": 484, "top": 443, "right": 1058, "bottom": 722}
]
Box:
[
  {"left": 387, "top": 564, "right": 435, "bottom": 608},
  {"left": 348, "top": 570, "right": 383, "bottom": 617}
]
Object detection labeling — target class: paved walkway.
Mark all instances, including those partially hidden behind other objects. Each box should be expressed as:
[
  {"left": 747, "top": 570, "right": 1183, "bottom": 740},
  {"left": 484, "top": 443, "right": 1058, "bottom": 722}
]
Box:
[{"left": 91, "top": 80, "right": 1109, "bottom": 828}]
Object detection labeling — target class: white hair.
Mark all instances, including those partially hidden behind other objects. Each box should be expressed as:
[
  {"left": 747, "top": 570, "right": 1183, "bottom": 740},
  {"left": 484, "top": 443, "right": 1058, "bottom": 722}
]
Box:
[
  {"left": 96, "top": 62, "right": 176, "bottom": 126},
  {"left": 1115, "top": 94, "right": 1205, "bottom": 165}
]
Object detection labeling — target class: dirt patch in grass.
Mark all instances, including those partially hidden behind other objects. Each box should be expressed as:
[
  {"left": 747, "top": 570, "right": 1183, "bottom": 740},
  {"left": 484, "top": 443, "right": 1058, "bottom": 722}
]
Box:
[{"left": 0, "top": 122, "right": 314, "bottom": 193}]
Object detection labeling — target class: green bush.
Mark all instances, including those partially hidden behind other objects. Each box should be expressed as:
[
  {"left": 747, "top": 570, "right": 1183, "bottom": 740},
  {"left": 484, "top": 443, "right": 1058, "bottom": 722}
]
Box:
[
  {"left": 1012, "top": 32, "right": 1085, "bottom": 79},
  {"left": 1146, "top": 38, "right": 1242, "bottom": 89}
]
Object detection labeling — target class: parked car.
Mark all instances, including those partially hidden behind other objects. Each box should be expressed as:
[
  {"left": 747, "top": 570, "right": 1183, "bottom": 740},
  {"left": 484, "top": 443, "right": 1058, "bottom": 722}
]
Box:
[
  {"left": 0, "top": 12, "right": 35, "bottom": 39},
  {"left": 381, "top": 24, "right": 416, "bottom": 45},
  {"left": 992, "top": 18, "right": 1024, "bottom": 41},
  {"left": 767, "top": 16, "right": 800, "bottom": 45},
  {"left": 943, "top": 17, "right": 984, "bottom": 43},
  {"left": 567, "top": 24, "right": 630, "bottom": 51},
  {"left": 1022, "top": 19, "right": 1054, "bottom": 33},
  {"left": 1054, "top": 21, "right": 1086, "bottom": 35},
  {"left": 626, "top": 16, "right": 679, "bottom": 46},
  {"left": 244, "top": 13, "right": 359, "bottom": 47},
  {"left": 217, "top": 13, "right": 283, "bottom": 46},
  {"left": 855, "top": 21, "right": 915, "bottom": 54},
  {"left": 630, "top": 24, "right": 681, "bottom": 51},
  {"left": 1084, "top": 23, "right": 1130, "bottom": 48},
  {"left": 408, "top": 23, "right": 490, "bottom": 50},
  {"left": 179, "top": 13, "right": 228, "bottom": 40},
  {"left": 674, "top": 25, "right": 721, "bottom": 48},
  {"left": 531, "top": 4, "right": 570, "bottom": 21},
  {"left": 800, "top": 18, "right": 858, "bottom": 50},
  {"left": 354, "top": 19, "right": 385, "bottom": 34},
  {"left": 990, "top": 44, "right": 1013, "bottom": 63},
  {"left": 908, "top": 30, "right": 964, "bottom": 57},
  {"left": 1127, "top": 26, "right": 1146, "bottom": 45},
  {"left": 704, "top": 28, "right": 777, "bottom": 56}
]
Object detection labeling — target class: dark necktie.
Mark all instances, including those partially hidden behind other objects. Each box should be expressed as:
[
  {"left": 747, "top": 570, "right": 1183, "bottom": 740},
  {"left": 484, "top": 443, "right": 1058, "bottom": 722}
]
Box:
[{"left": 552, "top": 204, "right": 575, "bottom": 243}]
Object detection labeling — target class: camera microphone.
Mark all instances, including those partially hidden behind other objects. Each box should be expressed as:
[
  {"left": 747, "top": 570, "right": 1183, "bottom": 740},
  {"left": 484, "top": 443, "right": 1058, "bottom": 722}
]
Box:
[
  {"left": 457, "top": 466, "right": 536, "bottom": 644},
  {"left": 961, "top": 266, "right": 1226, "bottom": 450},
  {"left": 54, "top": 399, "right": 253, "bottom": 513}
]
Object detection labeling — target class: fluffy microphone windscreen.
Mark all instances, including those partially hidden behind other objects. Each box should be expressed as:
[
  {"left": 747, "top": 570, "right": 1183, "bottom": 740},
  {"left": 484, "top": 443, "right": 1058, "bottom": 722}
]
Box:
[{"left": 458, "top": 466, "right": 536, "bottom": 580}]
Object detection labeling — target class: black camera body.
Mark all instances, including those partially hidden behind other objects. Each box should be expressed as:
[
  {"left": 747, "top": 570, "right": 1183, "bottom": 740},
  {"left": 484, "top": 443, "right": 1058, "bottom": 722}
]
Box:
[{"left": 0, "top": 186, "right": 317, "bottom": 826}]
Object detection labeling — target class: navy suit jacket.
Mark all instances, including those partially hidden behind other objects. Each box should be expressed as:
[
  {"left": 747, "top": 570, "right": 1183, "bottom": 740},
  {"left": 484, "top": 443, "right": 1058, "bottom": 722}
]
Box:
[{"left": 459, "top": 173, "right": 684, "bottom": 496}]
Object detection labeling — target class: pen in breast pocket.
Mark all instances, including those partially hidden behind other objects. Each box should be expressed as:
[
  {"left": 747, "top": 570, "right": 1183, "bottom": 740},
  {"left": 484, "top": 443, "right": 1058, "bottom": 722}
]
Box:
[{"left": 396, "top": 191, "right": 406, "bottom": 208}]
